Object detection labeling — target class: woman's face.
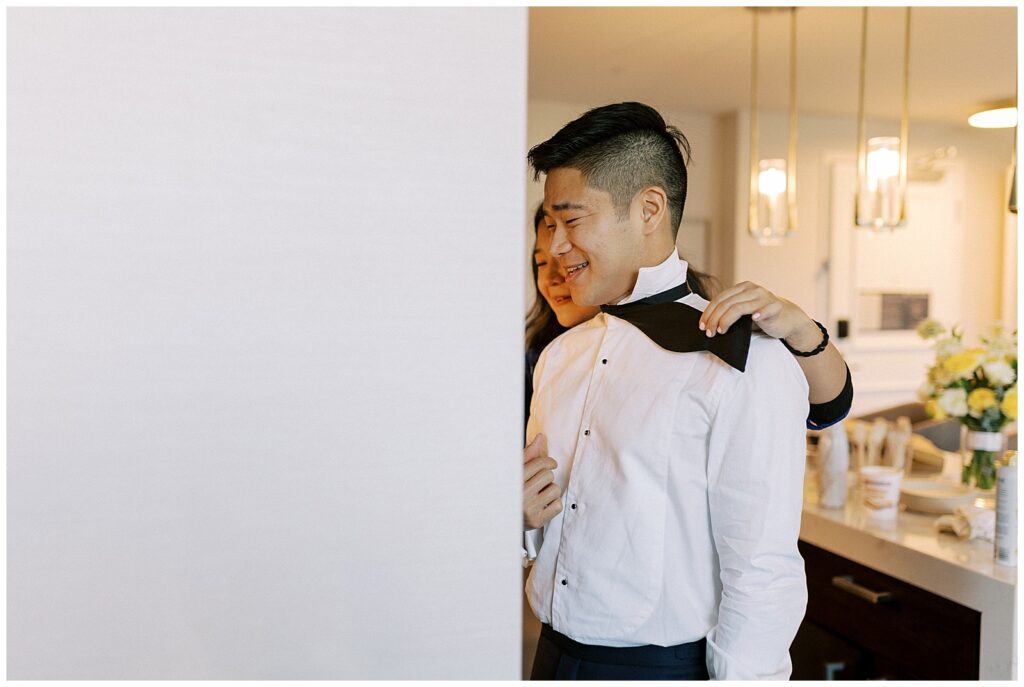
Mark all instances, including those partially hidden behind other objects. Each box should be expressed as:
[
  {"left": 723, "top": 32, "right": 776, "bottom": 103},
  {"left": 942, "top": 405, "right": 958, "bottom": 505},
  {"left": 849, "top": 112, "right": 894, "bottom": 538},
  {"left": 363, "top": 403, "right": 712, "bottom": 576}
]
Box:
[{"left": 535, "top": 222, "right": 601, "bottom": 328}]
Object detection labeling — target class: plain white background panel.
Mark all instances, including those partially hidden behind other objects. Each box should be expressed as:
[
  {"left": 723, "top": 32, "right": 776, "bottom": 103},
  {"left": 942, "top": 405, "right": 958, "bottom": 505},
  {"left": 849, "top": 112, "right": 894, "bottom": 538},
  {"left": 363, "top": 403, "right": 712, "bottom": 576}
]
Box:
[{"left": 8, "top": 8, "right": 526, "bottom": 678}]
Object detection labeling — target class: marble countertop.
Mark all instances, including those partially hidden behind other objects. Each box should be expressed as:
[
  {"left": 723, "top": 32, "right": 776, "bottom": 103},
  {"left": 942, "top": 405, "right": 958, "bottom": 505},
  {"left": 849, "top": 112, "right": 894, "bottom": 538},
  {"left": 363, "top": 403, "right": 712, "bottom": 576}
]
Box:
[
  {"left": 802, "top": 469, "right": 1017, "bottom": 587},
  {"left": 800, "top": 468, "right": 1017, "bottom": 679}
]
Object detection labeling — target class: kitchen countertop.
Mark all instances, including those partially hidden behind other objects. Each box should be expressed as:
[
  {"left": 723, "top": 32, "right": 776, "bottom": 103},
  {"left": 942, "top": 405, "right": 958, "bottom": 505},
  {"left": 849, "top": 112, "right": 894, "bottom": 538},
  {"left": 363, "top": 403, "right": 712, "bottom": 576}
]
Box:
[{"left": 801, "top": 469, "right": 1017, "bottom": 679}]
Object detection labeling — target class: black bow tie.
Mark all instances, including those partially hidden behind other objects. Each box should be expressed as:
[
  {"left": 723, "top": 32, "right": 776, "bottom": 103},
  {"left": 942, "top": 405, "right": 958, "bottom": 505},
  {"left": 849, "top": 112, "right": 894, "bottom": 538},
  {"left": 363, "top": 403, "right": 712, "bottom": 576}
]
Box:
[{"left": 600, "top": 283, "right": 752, "bottom": 372}]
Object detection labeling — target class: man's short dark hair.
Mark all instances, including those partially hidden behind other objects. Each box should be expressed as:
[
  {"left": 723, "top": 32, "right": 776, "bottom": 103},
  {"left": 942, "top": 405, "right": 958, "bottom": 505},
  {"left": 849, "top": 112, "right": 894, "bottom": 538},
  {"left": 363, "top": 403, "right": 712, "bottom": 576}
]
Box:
[{"left": 528, "top": 102, "right": 692, "bottom": 237}]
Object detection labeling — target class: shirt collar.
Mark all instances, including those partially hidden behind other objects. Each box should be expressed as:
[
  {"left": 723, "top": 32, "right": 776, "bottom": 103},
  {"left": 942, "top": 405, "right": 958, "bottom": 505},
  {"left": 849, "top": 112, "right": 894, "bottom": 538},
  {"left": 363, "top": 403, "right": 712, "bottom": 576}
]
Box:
[{"left": 616, "top": 248, "right": 689, "bottom": 305}]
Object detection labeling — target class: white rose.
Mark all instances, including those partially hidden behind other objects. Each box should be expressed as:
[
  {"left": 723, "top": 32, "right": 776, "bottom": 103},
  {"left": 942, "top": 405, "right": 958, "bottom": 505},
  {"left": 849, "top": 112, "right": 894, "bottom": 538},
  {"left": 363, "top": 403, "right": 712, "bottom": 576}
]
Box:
[
  {"left": 983, "top": 324, "right": 1017, "bottom": 357},
  {"left": 935, "top": 337, "right": 963, "bottom": 359},
  {"left": 983, "top": 325, "right": 1015, "bottom": 360},
  {"left": 982, "top": 358, "right": 1017, "bottom": 387},
  {"left": 937, "top": 387, "right": 969, "bottom": 418}
]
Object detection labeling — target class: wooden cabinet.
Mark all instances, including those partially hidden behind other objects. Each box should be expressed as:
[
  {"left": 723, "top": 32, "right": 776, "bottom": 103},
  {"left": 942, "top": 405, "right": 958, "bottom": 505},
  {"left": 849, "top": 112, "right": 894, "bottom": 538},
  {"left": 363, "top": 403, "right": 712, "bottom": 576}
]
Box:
[{"left": 791, "top": 540, "right": 981, "bottom": 680}]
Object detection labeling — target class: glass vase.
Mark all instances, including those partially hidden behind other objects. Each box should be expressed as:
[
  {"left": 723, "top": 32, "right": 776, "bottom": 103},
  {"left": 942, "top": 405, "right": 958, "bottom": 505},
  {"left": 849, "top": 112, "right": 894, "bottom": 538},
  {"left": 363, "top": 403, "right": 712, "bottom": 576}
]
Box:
[{"left": 961, "top": 428, "right": 1006, "bottom": 491}]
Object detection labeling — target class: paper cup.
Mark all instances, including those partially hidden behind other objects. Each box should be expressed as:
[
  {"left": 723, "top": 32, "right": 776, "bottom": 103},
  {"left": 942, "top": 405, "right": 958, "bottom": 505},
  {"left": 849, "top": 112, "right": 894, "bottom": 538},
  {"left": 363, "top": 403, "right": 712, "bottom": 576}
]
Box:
[{"left": 860, "top": 466, "right": 903, "bottom": 519}]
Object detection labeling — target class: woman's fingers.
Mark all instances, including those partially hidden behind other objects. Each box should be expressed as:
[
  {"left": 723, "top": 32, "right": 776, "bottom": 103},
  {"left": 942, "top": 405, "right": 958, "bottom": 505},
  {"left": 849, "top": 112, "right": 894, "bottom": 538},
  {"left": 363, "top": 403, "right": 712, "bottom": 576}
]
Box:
[
  {"left": 523, "top": 455, "right": 557, "bottom": 483},
  {"left": 524, "top": 465, "right": 555, "bottom": 494},
  {"left": 703, "top": 292, "right": 765, "bottom": 336},
  {"left": 700, "top": 280, "right": 811, "bottom": 342},
  {"left": 752, "top": 299, "right": 804, "bottom": 340},
  {"left": 756, "top": 300, "right": 784, "bottom": 322},
  {"left": 701, "top": 282, "right": 801, "bottom": 337},
  {"left": 541, "top": 497, "right": 563, "bottom": 518},
  {"left": 699, "top": 283, "right": 750, "bottom": 331},
  {"left": 524, "top": 482, "right": 563, "bottom": 530},
  {"left": 700, "top": 282, "right": 768, "bottom": 332},
  {"left": 537, "top": 482, "right": 563, "bottom": 512},
  {"left": 713, "top": 297, "right": 765, "bottom": 334}
]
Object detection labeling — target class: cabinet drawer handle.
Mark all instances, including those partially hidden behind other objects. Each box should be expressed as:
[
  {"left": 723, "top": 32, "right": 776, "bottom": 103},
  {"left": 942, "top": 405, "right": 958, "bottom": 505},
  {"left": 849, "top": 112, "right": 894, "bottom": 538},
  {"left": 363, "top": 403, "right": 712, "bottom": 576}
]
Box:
[{"left": 831, "top": 575, "right": 893, "bottom": 604}]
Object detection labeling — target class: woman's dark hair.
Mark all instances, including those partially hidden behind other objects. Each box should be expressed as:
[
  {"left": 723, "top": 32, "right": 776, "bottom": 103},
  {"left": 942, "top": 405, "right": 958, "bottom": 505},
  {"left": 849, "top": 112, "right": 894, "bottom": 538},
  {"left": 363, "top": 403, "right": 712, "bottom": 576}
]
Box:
[
  {"left": 525, "top": 203, "right": 567, "bottom": 353},
  {"left": 523, "top": 202, "right": 718, "bottom": 356},
  {"left": 683, "top": 260, "right": 717, "bottom": 302}
]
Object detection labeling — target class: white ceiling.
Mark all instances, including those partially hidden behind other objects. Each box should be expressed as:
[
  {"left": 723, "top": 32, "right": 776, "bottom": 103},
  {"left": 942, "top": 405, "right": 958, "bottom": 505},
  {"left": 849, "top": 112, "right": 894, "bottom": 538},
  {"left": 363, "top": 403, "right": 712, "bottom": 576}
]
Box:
[{"left": 529, "top": 6, "right": 1017, "bottom": 125}]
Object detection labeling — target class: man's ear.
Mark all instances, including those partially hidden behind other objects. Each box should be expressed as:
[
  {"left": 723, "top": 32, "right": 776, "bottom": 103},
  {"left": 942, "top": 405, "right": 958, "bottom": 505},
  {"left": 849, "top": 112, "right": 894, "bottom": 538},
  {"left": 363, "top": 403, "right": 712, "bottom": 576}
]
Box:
[{"left": 637, "top": 186, "right": 668, "bottom": 236}]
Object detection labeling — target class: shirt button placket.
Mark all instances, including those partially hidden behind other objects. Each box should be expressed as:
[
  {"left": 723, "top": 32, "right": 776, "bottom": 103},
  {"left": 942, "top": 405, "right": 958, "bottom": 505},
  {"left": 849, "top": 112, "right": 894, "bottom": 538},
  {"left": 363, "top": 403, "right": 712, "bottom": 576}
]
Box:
[{"left": 552, "top": 332, "right": 609, "bottom": 625}]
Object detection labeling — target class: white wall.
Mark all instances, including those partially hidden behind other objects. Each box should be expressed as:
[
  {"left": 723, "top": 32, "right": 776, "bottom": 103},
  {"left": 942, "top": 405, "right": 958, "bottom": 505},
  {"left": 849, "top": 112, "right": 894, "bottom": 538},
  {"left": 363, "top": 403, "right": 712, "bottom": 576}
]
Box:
[{"left": 8, "top": 8, "right": 525, "bottom": 679}]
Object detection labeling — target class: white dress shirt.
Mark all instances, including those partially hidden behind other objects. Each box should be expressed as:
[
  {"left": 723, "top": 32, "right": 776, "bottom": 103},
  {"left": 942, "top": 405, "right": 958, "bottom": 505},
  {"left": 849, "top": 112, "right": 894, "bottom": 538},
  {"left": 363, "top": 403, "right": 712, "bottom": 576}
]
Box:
[{"left": 524, "top": 249, "right": 809, "bottom": 680}]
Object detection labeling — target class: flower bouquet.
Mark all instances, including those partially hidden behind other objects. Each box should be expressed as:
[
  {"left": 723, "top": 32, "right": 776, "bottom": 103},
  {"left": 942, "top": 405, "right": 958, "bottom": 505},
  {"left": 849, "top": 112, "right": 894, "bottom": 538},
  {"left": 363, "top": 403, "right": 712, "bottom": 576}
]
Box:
[{"left": 917, "top": 320, "right": 1017, "bottom": 490}]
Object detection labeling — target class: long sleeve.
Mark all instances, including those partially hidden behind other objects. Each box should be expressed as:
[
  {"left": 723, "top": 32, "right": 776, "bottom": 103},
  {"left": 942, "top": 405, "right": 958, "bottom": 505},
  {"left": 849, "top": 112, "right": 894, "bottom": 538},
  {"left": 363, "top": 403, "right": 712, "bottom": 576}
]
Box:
[
  {"left": 522, "top": 346, "right": 548, "bottom": 567},
  {"left": 704, "top": 341, "right": 810, "bottom": 680},
  {"left": 806, "top": 363, "right": 854, "bottom": 430}
]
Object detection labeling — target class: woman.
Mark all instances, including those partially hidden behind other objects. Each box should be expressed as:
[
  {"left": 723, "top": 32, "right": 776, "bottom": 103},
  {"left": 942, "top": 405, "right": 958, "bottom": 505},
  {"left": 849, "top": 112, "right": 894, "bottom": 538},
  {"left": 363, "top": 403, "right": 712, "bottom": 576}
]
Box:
[{"left": 525, "top": 204, "right": 853, "bottom": 428}]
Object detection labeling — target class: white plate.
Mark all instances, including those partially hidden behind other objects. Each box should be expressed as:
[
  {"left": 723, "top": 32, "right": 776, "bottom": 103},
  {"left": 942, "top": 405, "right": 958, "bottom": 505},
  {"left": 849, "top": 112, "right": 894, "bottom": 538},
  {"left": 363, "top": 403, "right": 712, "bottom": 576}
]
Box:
[{"left": 899, "top": 478, "right": 976, "bottom": 514}]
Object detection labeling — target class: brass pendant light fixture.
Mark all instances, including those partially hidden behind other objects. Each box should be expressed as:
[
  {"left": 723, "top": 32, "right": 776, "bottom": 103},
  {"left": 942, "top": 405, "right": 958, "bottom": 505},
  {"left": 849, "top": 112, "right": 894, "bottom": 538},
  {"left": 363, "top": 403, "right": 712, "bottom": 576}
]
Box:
[
  {"left": 748, "top": 7, "right": 798, "bottom": 246},
  {"left": 854, "top": 7, "right": 911, "bottom": 231}
]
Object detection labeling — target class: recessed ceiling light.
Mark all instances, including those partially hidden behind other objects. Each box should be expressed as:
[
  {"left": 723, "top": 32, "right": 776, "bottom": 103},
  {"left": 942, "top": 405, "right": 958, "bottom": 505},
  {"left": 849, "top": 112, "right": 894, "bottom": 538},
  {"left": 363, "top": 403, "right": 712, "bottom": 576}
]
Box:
[{"left": 968, "top": 106, "right": 1017, "bottom": 128}]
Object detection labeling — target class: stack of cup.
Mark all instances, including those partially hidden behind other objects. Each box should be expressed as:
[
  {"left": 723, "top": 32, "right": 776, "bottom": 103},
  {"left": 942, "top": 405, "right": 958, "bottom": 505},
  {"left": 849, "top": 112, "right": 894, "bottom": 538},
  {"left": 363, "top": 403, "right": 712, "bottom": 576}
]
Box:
[{"left": 860, "top": 466, "right": 903, "bottom": 519}]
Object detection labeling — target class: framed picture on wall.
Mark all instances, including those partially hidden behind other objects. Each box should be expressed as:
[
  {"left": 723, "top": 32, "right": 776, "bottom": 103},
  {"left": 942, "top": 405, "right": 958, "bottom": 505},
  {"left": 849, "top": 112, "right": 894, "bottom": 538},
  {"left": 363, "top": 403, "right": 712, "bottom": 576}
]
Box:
[{"left": 857, "top": 291, "right": 931, "bottom": 331}]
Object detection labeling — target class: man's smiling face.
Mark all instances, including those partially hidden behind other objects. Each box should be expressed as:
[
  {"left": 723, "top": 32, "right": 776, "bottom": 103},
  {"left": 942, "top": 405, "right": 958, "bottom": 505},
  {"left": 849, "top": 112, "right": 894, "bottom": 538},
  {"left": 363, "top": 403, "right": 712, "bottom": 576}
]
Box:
[{"left": 542, "top": 167, "right": 643, "bottom": 307}]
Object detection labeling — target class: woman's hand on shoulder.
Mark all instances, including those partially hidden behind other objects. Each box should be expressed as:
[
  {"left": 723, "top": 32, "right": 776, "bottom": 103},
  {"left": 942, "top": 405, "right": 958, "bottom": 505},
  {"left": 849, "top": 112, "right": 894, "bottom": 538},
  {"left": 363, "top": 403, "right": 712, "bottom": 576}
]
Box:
[{"left": 698, "top": 280, "right": 813, "bottom": 342}]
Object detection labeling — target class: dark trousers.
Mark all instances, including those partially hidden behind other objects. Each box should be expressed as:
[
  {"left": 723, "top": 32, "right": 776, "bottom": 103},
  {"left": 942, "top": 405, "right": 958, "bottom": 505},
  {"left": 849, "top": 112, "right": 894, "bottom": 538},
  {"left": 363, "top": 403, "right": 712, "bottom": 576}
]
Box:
[{"left": 530, "top": 623, "right": 710, "bottom": 681}]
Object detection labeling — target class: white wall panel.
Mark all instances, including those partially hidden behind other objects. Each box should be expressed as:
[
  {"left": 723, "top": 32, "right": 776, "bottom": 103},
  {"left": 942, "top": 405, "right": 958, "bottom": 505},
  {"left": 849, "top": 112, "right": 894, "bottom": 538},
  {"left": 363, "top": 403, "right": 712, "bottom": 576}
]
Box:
[{"left": 9, "top": 8, "right": 526, "bottom": 679}]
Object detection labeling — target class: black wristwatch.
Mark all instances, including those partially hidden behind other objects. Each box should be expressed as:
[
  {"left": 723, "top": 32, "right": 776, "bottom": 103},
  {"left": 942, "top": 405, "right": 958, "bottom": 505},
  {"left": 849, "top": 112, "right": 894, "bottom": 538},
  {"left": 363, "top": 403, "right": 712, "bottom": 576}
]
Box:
[{"left": 782, "top": 320, "right": 829, "bottom": 357}]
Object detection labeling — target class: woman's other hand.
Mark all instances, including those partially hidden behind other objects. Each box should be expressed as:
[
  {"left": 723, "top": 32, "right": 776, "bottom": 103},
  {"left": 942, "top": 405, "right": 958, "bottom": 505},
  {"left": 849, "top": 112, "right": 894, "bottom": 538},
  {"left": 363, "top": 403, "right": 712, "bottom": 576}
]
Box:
[{"left": 699, "top": 281, "right": 818, "bottom": 349}]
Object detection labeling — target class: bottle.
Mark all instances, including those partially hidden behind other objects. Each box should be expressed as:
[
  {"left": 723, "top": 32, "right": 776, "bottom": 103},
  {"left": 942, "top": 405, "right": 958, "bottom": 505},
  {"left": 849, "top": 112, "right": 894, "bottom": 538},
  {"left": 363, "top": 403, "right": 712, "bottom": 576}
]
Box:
[
  {"left": 995, "top": 450, "right": 1017, "bottom": 567},
  {"left": 816, "top": 424, "right": 850, "bottom": 509}
]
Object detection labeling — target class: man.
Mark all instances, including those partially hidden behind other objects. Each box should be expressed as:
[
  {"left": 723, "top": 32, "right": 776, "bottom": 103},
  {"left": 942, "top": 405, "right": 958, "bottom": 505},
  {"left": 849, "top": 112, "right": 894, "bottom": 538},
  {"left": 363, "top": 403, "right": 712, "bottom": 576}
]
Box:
[{"left": 522, "top": 102, "right": 809, "bottom": 680}]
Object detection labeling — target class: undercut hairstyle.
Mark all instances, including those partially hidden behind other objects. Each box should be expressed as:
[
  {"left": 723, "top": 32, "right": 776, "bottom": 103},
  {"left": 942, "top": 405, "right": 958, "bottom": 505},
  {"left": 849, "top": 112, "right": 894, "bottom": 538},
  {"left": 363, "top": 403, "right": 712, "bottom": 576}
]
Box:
[
  {"left": 527, "top": 102, "right": 714, "bottom": 301},
  {"left": 527, "top": 102, "right": 693, "bottom": 238}
]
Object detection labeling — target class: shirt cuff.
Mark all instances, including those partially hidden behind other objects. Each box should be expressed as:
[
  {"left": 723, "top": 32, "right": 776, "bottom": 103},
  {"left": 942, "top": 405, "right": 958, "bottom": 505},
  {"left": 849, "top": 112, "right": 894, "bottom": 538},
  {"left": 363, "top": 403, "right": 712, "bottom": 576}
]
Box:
[
  {"left": 705, "top": 630, "right": 792, "bottom": 681},
  {"left": 523, "top": 528, "right": 543, "bottom": 566}
]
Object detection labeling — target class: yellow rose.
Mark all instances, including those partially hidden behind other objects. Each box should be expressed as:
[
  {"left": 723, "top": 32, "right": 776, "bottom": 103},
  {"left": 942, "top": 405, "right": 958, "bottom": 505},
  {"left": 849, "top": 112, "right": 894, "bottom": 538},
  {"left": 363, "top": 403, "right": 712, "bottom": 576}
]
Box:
[
  {"left": 1001, "top": 387, "right": 1018, "bottom": 421},
  {"left": 942, "top": 348, "right": 984, "bottom": 380},
  {"left": 925, "top": 399, "right": 947, "bottom": 420},
  {"left": 967, "top": 388, "right": 998, "bottom": 416}
]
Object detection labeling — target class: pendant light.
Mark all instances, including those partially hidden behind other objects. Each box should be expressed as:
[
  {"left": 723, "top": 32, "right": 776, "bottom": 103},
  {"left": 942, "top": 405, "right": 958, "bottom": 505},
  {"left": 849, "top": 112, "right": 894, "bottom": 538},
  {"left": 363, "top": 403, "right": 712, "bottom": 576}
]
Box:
[
  {"left": 1011, "top": 118, "right": 1018, "bottom": 214},
  {"left": 968, "top": 103, "right": 1017, "bottom": 129},
  {"left": 1011, "top": 71, "right": 1018, "bottom": 214},
  {"left": 966, "top": 92, "right": 1017, "bottom": 213},
  {"left": 855, "top": 7, "right": 911, "bottom": 231},
  {"left": 748, "top": 7, "right": 798, "bottom": 246}
]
